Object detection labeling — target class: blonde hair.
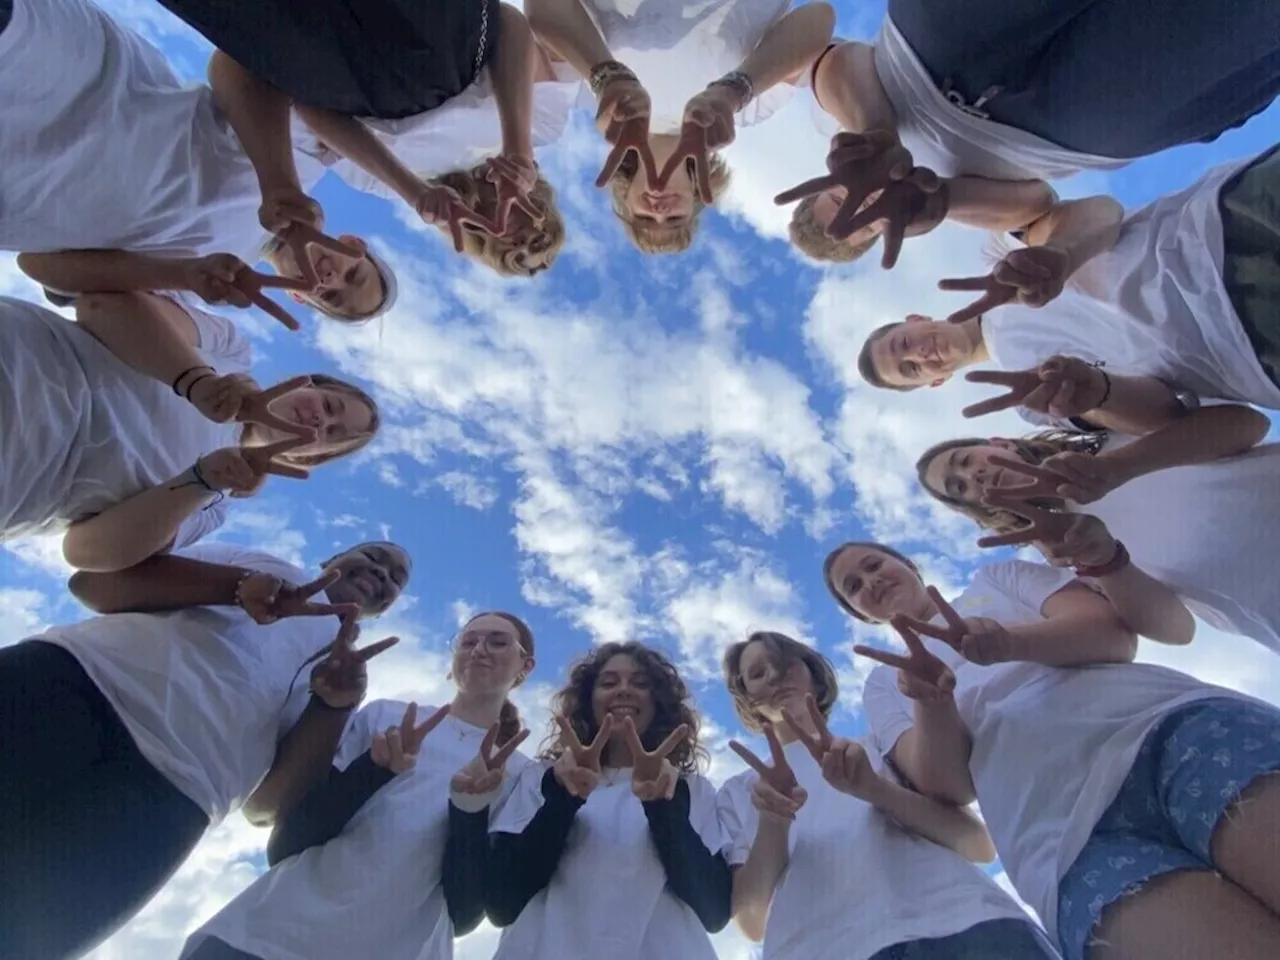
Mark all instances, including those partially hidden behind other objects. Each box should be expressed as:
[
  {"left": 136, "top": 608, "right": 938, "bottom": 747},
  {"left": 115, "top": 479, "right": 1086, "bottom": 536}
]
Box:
[
  {"left": 260, "top": 240, "right": 393, "bottom": 323},
  {"left": 243, "top": 373, "right": 381, "bottom": 469},
  {"left": 609, "top": 151, "right": 732, "bottom": 255},
  {"left": 916, "top": 431, "right": 1106, "bottom": 534},
  {"left": 429, "top": 166, "right": 565, "bottom": 277},
  {"left": 789, "top": 195, "right": 879, "bottom": 264}
]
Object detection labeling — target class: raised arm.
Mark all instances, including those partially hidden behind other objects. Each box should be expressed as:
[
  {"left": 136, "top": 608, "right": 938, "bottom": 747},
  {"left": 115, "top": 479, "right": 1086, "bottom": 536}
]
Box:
[
  {"left": 525, "top": 0, "right": 615, "bottom": 79},
  {"left": 1096, "top": 402, "right": 1268, "bottom": 470},
  {"left": 641, "top": 779, "right": 733, "bottom": 932},
  {"left": 944, "top": 177, "right": 1059, "bottom": 233},
  {"left": 18, "top": 250, "right": 192, "bottom": 296},
  {"left": 733, "top": 3, "right": 836, "bottom": 93},
  {"left": 863, "top": 771, "right": 995, "bottom": 863},
  {"left": 1001, "top": 581, "right": 1140, "bottom": 665},
  {"left": 293, "top": 106, "right": 426, "bottom": 209},
  {"left": 811, "top": 40, "right": 898, "bottom": 134},
  {"left": 69, "top": 553, "right": 255, "bottom": 614},
  {"left": 486, "top": 767, "right": 585, "bottom": 927},
  {"left": 491, "top": 4, "right": 537, "bottom": 159},
  {"left": 264, "top": 747, "right": 390, "bottom": 854},
  {"left": 1020, "top": 194, "right": 1125, "bottom": 278},
  {"left": 207, "top": 50, "right": 302, "bottom": 197}
]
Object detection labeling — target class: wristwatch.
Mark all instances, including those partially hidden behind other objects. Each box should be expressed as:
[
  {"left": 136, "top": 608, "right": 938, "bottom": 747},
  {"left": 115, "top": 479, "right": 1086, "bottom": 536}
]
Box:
[{"left": 1172, "top": 386, "right": 1201, "bottom": 414}]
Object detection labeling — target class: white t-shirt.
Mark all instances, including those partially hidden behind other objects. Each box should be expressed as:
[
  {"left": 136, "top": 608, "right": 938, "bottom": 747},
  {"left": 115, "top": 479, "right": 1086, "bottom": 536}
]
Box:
[
  {"left": 983, "top": 154, "right": 1280, "bottom": 411},
  {"left": 862, "top": 559, "right": 1260, "bottom": 944},
  {"left": 295, "top": 61, "right": 583, "bottom": 196},
  {"left": 0, "top": 295, "right": 250, "bottom": 549},
  {"left": 491, "top": 761, "right": 726, "bottom": 960},
  {"left": 0, "top": 0, "right": 324, "bottom": 259},
  {"left": 36, "top": 542, "right": 333, "bottom": 822},
  {"left": 185, "top": 699, "right": 531, "bottom": 960},
  {"left": 1066, "top": 434, "right": 1280, "bottom": 657},
  {"left": 871, "top": 16, "right": 1128, "bottom": 181},
  {"left": 716, "top": 738, "right": 1030, "bottom": 960},
  {"left": 581, "top": 0, "right": 796, "bottom": 133}
]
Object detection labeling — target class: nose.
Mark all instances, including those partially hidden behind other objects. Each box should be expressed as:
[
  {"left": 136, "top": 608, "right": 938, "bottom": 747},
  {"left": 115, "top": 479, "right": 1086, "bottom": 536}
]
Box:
[
  {"left": 313, "top": 254, "right": 336, "bottom": 283},
  {"left": 644, "top": 192, "right": 676, "bottom": 215}
]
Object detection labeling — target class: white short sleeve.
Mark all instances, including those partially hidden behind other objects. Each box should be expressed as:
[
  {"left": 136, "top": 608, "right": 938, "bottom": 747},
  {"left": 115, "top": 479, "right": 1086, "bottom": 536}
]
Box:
[
  {"left": 861, "top": 665, "right": 916, "bottom": 760},
  {"left": 714, "top": 773, "right": 757, "bottom": 866},
  {"left": 331, "top": 700, "right": 413, "bottom": 771},
  {"left": 171, "top": 541, "right": 307, "bottom": 583},
  {"left": 169, "top": 500, "right": 228, "bottom": 551},
  {"left": 490, "top": 758, "right": 554, "bottom": 834},
  {"left": 977, "top": 560, "right": 1078, "bottom": 619},
  {"left": 181, "top": 297, "right": 254, "bottom": 374},
  {"left": 685, "top": 772, "right": 729, "bottom": 853}
]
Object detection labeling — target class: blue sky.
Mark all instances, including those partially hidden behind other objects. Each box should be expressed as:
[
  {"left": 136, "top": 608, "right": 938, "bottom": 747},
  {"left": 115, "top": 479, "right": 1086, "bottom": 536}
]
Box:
[{"left": 1, "top": 1, "right": 1278, "bottom": 957}]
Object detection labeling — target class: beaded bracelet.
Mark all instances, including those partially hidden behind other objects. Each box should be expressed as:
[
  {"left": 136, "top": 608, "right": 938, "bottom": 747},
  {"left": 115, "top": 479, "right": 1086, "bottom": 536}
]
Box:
[
  {"left": 588, "top": 60, "right": 636, "bottom": 96},
  {"left": 709, "top": 70, "right": 755, "bottom": 110}
]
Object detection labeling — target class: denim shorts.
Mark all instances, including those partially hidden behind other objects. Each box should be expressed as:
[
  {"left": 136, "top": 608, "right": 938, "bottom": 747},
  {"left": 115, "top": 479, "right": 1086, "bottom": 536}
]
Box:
[
  {"left": 870, "top": 918, "right": 1055, "bottom": 960},
  {"left": 1056, "top": 697, "right": 1280, "bottom": 960}
]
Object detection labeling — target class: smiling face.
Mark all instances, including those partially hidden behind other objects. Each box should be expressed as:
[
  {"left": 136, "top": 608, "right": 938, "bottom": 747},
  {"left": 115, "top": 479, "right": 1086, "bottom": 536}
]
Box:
[
  {"left": 920, "top": 439, "right": 1022, "bottom": 509},
  {"left": 590, "top": 653, "right": 656, "bottom": 740},
  {"left": 866, "top": 315, "right": 976, "bottom": 389},
  {"left": 827, "top": 544, "right": 931, "bottom": 624},
  {"left": 322, "top": 542, "right": 411, "bottom": 618},
  {"left": 452, "top": 613, "right": 532, "bottom": 697},
  {"left": 268, "top": 234, "right": 386, "bottom": 320},
  {"left": 259, "top": 384, "right": 376, "bottom": 457},
  {"left": 736, "top": 639, "right": 816, "bottom": 728}
]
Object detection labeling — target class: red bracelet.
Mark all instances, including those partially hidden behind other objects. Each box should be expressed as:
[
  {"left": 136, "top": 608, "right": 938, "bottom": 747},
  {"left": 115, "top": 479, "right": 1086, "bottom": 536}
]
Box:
[{"left": 1073, "top": 540, "right": 1130, "bottom": 578}]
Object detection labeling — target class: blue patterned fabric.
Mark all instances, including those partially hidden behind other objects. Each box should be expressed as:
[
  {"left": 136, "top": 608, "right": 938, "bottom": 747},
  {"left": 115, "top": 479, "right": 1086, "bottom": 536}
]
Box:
[{"left": 1057, "top": 697, "right": 1280, "bottom": 960}]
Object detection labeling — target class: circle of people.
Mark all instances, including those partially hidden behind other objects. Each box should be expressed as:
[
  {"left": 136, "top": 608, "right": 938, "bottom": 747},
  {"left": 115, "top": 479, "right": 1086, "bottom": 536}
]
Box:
[{"left": 2, "top": 1, "right": 1279, "bottom": 959}]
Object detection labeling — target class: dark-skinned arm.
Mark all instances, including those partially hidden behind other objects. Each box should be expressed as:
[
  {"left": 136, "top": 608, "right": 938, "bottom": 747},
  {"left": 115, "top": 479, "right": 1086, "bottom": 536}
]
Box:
[
  {"left": 486, "top": 768, "right": 584, "bottom": 927},
  {"left": 264, "top": 744, "right": 394, "bottom": 859},
  {"left": 68, "top": 553, "right": 255, "bottom": 614},
  {"left": 642, "top": 779, "right": 734, "bottom": 932},
  {"left": 247, "top": 699, "right": 358, "bottom": 828}
]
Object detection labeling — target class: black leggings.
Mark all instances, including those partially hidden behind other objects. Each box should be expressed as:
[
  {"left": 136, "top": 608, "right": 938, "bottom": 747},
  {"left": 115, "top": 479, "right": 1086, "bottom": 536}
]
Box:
[
  {"left": 0, "top": 642, "right": 208, "bottom": 960},
  {"left": 889, "top": 0, "right": 1280, "bottom": 158}
]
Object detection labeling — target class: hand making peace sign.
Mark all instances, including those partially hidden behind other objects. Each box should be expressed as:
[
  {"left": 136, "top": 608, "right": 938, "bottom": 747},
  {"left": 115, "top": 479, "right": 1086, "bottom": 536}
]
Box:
[
  {"left": 414, "top": 183, "right": 505, "bottom": 254},
  {"left": 594, "top": 75, "right": 660, "bottom": 191},
  {"left": 552, "top": 714, "right": 614, "bottom": 799},
  {"left": 623, "top": 717, "right": 688, "bottom": 802},
  {"left": 939, "top": 244, "right": 1073, "bottom": 323},
  {"left": 188, "top": 374, "right": 319, "bottom": 443},
  {"left": 196, "top": 438, "right": 312, "bottom": 498},
  {"left": 372, "top": 702, "right": 452, "bottom": 774},
  {"left": 729, "top": 723, "right": 807, "bottom": 823},
  {"left": 484, "top": 155, "right": 545, "bottom": 236},
  {"left": 781, "top": 695, "right": 878, "bottom": 801},
  {"left": 309, "top": 615, "right": 401, "bottom": 711},
  {"left": 855, "top": 609, "right": 957, "bottom": 699},
  {"left": 980, "top": 488, "right": 1122, "bottom": 571},
  {"left": 452, "top": 724, "right": 532, "bottom": 796},
  {"left": 258, "top": 187, "right": 363, "bottom": 290},
  {"left": 883, "top": 586, "right": 1019, "bottom": 667},
  {"left": 237, "top": 568, "right": 358, "bottom": 625},
  {"left": 960, "top": 356, "right": 1109, "bottom": 421},
  {"left": 181, "top": 254, "right": 310, "bottom": 331},
  {"left": 978, "top": 452, "right": 1131, "bottom": 507}
]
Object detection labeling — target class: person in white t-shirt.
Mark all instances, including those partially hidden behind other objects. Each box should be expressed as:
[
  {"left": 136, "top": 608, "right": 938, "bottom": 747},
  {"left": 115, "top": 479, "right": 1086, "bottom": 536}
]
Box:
[
  {"left": 0, "top": 539, "right": 412, "bottom": 960},
  {"left": 779, "top": 2, "right": 1279, "bottom": 264},
  {"left": 485, "top": 640, "right": 732, "bottom": 960},
  {"left": 715, "top": 629, "right": 1056, "bottom": 959},
  {"left": 527, "top": 0, "right": 834, "bottom": 254},
  {"left": 181, "top": 610, "right": 537, "bottom": 960},
  {"left": 0, "top": 283, "right": 380, "bottom": 570},
  {"left": 915, "top": 400, "right": 1279, "bottom": 655},
  {"left": 822, "top": 540, "right": 1280, "bottom": 960},
  {"left": 1, "top": 0, "right": 398, "bottom": 323},
  {"left": 855, "top": 147, "right": 1280, "bottom": 416}
]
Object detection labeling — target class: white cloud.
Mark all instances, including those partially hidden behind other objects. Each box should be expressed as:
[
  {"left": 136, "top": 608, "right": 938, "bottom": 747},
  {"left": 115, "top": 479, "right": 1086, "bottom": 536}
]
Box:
[
  {"left": 0, "top": 587, "right": 51, "bottom": 648},
  {"left": 4, "top": 536, "right": 75, "bottom": 581},
  {"left": 213, "top": 503, "right": 309, "bottom": 569},
  {"left": 436, "top": 471, "right": 501, "bottom": 511}
]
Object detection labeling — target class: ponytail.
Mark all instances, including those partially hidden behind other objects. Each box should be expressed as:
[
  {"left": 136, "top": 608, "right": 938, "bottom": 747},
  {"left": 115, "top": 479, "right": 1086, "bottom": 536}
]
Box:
[{"left": 497, "top": 697, "right": 523, "bottom": 747}]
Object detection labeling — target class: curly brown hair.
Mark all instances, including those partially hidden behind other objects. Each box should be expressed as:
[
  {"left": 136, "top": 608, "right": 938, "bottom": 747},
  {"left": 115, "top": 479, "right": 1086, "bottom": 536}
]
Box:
[
  {"left": 722, "top": 631, "right": 839, "bottom": 733},
  {"left": 915, "top": 430, "right": 1106, "bottom": 535},
  {"left": 538, "top": 641, "right": 708, "bottom": 774}
]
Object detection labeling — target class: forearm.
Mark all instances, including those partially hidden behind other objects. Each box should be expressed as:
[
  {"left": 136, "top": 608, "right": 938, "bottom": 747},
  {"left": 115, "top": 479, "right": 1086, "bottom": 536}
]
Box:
[
  {"left": 812, "top": 41, "right": 897, "bottom": 134},
  {"left": 734, "top": 3, "right": 836, "bottom": 96},
  {"left": 208, "top": 50, "right": 301, "bottom": 193},
  {"left": 62, "top": 470, "right": 215, "bottom": 572},
  {"left": 492, "top": 4, "right": 536, "bottom": 157},
  {"left": 1007, "top": 609, "right": 1137, "bottom": 666},
  {"left": 17, "top": 251, "right": 188, "bottom": 296},
  {"left": 1079, "top": 374, "right": 1185, "bottom": 434},
  {"left": 641, "top": 781, "right": 733, "bottom": 932},
  {"left": 1022, "top": 195, "right": 1124, "bottom": 277},
  {"left": 247, "top": 699, "right": 356, "bottom": 827},
  {"left": 897, "top": 700, "right": 975, "bottom": 804},
  {"left": 265, "top": 751, "right": 393, "bottom": 863},
  {"left": 67, "top": 554, "right": 250, "bottom": 614},
  {"left": 74, "top": 293, "right": 207, "bottom": 386},
  {"left": 525, "top": 0, "right": 614, "bottom": 79},
  {"left": 1098, "top": 404, "right": 1270, "bottom": 476},
  {"left": 294, "top": 106, "right": 423, "bottom": 206},
  {"left": 943, "top": 177, "right": 1057, "bottom": 232},
  {"left": 443, "top": 802, "right": 492, "bottom": 935},
  {"left": 1088, "top": 564, "right": 1195, "bottom": 647},
  {"left": 486, "top": 769, "right": 584, "bottom": 927},
  {"left": 861, "top": 774, "right": 995, "bottom": 863},
  {"left": 730, "top": 821, "right": 790, "bottom": 942}
]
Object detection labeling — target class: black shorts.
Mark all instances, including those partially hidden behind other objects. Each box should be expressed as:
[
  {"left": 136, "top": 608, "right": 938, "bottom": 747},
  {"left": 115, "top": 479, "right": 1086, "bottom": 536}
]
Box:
[
  {"left": 889, "top": 0, "right": 1280, "bottom": 158},
  {"left": 157, "top": 0, "right": 501, "bottom": 119}
]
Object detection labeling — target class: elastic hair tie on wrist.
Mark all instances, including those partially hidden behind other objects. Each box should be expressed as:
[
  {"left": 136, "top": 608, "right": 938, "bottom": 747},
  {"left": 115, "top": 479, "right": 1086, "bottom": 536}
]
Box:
[{"left": 172, "top": 364, "right": 215, "bottom": 396}]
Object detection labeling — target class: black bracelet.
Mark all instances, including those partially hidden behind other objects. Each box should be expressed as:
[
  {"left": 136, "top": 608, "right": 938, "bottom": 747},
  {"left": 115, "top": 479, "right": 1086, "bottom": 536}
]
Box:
[
  {"left": 1095, "top": 367, "right": 1112, "bottom": 408},
  {"left": 183, "top": 372, "right": 215, "bottom": 402},
  {"left": 190, "top": 458, "right": 218, "bottom": 493},
  {"left": 172, "top": 364, "right": 214, "bottom": 396}
]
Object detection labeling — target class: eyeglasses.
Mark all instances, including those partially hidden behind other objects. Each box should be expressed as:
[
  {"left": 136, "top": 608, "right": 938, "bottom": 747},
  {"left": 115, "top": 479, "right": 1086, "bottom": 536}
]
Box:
[{"left": 454, "top": 631, "right": 518, "bottom": 654}]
